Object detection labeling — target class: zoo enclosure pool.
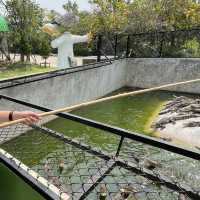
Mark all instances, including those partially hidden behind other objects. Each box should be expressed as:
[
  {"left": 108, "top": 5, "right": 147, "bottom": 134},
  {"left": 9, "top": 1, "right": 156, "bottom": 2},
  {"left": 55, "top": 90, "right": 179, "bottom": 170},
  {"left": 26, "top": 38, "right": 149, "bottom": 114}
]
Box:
[{"left": 0, "top": 94, "right": 200, "bottom": 200}]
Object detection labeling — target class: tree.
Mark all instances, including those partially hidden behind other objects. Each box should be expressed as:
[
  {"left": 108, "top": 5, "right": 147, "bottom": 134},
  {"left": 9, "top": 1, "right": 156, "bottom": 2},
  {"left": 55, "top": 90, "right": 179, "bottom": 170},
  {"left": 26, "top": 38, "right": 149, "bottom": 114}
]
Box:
[
  {"left": 89, "top": 0, "right": 129, "bottom": 35},
  {"left": 63, "top": 0, "right": 79, "bottom": 15},
  {"left": 4, "top": 0, "right": 43, "bottom": 62},
  {"left": 36, "top": 33, "right": 52, "bottom": 66},
  {"left": 127, "top": 0, "right": 200, "bottom": 32},
  {"left": 125, "top": 0, "right": 200, "bottom": 57}
]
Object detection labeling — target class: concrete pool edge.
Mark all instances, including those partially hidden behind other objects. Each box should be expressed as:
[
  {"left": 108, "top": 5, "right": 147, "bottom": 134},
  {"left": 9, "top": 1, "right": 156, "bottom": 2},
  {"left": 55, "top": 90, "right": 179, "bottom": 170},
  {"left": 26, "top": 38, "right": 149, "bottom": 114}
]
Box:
[{"left": 0, "top": 58, "right": 200, "bottom": 110}]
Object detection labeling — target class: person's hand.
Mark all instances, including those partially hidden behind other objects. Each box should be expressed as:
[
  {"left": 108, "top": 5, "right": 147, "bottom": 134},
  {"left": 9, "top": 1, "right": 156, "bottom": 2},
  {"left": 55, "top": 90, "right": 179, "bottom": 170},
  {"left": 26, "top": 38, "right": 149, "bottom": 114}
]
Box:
[{"left": 14, "top": 111, "right": 40, "bottom": 124}]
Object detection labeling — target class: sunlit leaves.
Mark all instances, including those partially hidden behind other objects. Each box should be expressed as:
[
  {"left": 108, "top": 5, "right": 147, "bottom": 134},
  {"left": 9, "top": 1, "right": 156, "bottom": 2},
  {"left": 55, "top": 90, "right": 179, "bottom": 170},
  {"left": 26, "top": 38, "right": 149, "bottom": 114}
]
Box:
[
  {"left": 127, "top": 0, "right": 200, "bottom": 33},
  {"left": 5, "top": 0, "right": 44, "bottom": 60},
  {"left": 89, "top": 0, "right": 129, "bottom": 34}
]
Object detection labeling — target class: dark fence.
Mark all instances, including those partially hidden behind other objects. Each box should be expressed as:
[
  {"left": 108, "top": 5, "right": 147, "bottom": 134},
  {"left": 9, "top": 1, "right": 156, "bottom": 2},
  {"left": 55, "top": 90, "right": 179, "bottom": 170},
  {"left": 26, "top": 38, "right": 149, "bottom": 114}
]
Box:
[{"left": 96, "top": 28, "right": 200, "bottom": 60}]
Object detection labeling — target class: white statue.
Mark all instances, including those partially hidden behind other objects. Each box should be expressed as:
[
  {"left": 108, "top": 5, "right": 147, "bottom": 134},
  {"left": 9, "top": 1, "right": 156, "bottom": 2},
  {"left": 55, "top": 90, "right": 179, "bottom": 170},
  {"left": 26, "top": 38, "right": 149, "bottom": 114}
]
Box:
[
  {"left": 51, "top": 32, "right": 89, "bottom": 68},
  {"left": 42, "top": 12, "right": 90, "bottom": 68}
]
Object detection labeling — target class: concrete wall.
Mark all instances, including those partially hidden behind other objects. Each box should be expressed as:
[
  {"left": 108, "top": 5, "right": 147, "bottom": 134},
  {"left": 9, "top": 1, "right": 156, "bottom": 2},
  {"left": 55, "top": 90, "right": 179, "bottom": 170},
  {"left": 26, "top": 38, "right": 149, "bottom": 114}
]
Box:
[
  {"left": 126, "top": 58, "right": 200, "bottom": 94},
  {"left": 1, "top": 58, "right": 200, "bottom": 111},
  {"left": 0, "top": 59, "right": 127, "bottom": 110}
]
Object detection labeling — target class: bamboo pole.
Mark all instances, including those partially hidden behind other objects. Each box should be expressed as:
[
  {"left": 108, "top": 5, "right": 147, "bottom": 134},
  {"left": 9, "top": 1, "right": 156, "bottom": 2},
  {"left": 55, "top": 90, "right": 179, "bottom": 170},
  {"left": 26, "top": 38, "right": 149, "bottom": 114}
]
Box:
[{"left": 1, "top": 78, "right": 200, "bottom": 128}]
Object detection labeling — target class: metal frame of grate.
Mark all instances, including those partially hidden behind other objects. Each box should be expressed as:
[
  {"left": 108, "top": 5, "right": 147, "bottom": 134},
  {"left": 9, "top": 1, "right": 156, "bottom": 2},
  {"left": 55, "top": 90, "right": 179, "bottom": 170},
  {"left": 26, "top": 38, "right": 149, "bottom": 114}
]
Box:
[{"left": 0, "top": 94, "right": 200, "bottom": 200}]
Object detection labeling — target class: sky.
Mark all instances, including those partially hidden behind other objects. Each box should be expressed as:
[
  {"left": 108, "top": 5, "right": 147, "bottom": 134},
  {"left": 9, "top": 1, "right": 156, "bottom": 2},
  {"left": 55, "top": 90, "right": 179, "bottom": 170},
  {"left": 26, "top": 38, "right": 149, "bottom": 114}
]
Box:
[{"left": 36, "top": 0, "right": 91, "bottom": 13}]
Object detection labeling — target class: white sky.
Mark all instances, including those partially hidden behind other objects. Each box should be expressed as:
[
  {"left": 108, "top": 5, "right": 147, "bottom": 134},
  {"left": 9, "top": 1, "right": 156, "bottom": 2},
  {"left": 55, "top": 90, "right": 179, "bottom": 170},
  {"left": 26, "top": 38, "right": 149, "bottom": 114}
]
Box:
[{"left": 36, "top": 0, "right": 91, "bottom": 13}]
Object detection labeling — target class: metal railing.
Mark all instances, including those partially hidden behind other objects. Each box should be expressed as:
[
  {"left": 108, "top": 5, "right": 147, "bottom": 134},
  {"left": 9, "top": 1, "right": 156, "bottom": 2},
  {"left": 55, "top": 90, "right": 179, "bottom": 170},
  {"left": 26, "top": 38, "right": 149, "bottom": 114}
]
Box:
[
  {"left": 96, "top": 27, "right": 200, "bottom": 60},
  {"left": 0, "top": 59, "right": 115, "bottom": 90}
]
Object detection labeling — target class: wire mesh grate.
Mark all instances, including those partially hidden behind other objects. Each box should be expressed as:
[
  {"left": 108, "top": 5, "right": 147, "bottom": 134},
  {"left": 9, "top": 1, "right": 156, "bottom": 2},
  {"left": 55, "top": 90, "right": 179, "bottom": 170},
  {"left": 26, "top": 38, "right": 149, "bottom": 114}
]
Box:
[
  {"left": 85, "top": 166, "right": 188, "bottom": 200},
  {"left": 119, "top": 139, "right": 200, "bottom": 193},
  {"left": 0, "top": 97, "right": 199, "bottom": 199}
]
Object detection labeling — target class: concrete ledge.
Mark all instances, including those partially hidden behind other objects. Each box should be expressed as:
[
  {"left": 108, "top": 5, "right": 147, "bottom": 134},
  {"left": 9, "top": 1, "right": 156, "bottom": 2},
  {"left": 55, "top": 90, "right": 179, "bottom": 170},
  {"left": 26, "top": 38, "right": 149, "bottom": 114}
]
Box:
[
  {"left": 127, "top": 58, "right": 200, "bottom": 94},
  {"left": 0, "top": 59, "right": 127, "bottom": 109}
]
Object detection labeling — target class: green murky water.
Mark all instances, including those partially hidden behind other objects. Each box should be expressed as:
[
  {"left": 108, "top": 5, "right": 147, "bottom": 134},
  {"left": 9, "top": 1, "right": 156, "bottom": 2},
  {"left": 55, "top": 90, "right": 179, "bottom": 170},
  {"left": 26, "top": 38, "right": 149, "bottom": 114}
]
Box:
[
  {"left": 0, "top": 90, "right": 198, "bottom": 199},
  {"left": 45, "top": 90, "right": 174, "bottom": 151},
  {"left": 0, "top": 163, "right": 45, "bottom": 200}
]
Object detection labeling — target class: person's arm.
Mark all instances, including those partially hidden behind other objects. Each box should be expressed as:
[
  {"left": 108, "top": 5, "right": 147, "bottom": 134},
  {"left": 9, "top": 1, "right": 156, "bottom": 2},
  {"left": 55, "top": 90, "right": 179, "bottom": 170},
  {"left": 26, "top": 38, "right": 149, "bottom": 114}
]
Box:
[{"left": 0, "top": 111, "right": 40, "bottom": 123}]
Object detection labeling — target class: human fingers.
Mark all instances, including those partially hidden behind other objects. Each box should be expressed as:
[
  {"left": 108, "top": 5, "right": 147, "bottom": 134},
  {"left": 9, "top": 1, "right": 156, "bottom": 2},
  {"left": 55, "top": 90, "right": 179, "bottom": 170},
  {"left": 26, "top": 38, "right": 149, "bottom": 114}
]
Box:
[
  {"left": 24, "top": 116, "right": 38, "bottom": 124},
  {"left": 22, "top": 111, "right": 40, "bottom": 121},
  {"left": 24, "top": 117, "right": 33, "bottom": 125},
  {"left": 28, "top": 112, "right": 40, "bottom": 120},
  {"left": 28, "top": 116, "right": 39, "bottom": 123}
]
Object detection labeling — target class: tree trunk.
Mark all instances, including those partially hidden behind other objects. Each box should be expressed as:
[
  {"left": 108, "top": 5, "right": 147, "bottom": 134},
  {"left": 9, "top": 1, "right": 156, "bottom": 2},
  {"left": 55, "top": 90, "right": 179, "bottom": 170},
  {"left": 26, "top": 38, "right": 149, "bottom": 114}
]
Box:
[
  {"left": 0, "top": 49, "right": 11, "bottom": 62},
  {"left": 20, "top": 53, "right": 25, "bottom": 62},
  {"left": 5, "top": 53, "right": 11, "bottom": 61},
  {"left": 26, "top": 54, "right": 30, "bottom": 62}
]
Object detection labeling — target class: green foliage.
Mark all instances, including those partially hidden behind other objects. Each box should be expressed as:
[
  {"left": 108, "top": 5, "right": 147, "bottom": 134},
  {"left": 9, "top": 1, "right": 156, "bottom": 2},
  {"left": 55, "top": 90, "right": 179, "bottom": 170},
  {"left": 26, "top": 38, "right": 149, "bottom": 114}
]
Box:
[
  {"left": 89, "top": 0, "right": 129, "bottom": 34},
  {"left": 123, "top": 0, "right": 200, "bottom": 57},
  {"left": 63, "top": 0, "right": 79, "bottom": 15},
  {"left": 183, "top": 38, "right": 200, "bottom": 57},
  {"left": 64, "top": 0, "right": 200, "bottom": 57},
  {"left": 37, "top": 34, "right": 52, "bottom": 59},
  {"left": 127, "top": 0, "right": 200, "bottom": 33},
  {"left": 68, "top": 11, "right": 93, "bottom": 34},
  {"left": 5, "top": 0, "right": 44, "bottom": 61},
  {"left": 0, "top": 0, "right": 199, "bottom": 59},
  {"left": 74, "top": 43, "right": 93, "bottom": 56}
]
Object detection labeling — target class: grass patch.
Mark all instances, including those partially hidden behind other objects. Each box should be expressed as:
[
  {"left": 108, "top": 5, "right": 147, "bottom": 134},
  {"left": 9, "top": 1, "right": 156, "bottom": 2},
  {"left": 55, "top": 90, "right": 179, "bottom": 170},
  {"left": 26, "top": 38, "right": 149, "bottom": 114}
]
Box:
[{"left": 0, "top": 64, "right": 56, "bottom": 79}]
